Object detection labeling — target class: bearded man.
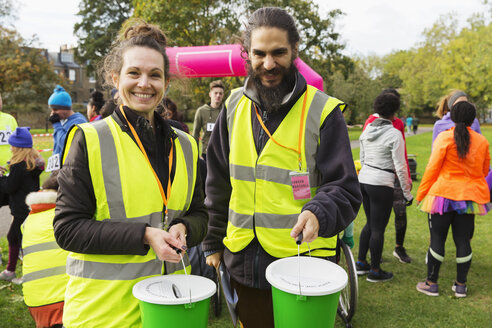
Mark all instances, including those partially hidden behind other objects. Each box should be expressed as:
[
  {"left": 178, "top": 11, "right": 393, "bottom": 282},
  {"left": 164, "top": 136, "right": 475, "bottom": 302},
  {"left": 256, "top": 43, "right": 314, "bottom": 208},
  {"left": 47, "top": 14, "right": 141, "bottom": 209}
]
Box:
[{"left": 203, "top": 7, "right": 361, "bottom": 327}]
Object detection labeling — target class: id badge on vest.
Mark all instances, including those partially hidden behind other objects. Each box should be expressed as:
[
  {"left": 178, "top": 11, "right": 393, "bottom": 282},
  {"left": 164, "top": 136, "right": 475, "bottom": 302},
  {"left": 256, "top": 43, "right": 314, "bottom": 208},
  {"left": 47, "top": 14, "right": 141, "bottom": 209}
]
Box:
[
  {"left": 290, "top": 170, "right": 311, "bottom": 200},
  {"left": 46, "top": 153, "right": 60, "bottom": 172},
  {"left": 0, "top": 129, "right": 13, "bottom": 145}
]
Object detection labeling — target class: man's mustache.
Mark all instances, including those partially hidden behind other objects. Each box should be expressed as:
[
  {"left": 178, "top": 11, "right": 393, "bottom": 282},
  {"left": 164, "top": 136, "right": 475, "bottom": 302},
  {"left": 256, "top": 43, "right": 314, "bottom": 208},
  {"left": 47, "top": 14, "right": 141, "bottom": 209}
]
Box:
[{"left": 255, "top": 67, "right": 284, "bottom": 76}]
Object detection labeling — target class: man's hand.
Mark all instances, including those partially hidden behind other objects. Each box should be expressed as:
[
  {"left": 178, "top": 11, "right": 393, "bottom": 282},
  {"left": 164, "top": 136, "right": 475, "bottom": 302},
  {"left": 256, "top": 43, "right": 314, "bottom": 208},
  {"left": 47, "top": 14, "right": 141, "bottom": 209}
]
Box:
[
  {"left": 49, "top": 113, "right": 61, "bottom": 124},
  {"left": 206, "top": 250, "right": 223, "bottom": 269},
  {"left": 143, "top": 227, "right": 186, "bottom": 263},
  {"left": 169, "top": 223, "right": 187, "bottom": 246},
  {"left": 290, "top": 210, "right": 320, "bottom": 243}
]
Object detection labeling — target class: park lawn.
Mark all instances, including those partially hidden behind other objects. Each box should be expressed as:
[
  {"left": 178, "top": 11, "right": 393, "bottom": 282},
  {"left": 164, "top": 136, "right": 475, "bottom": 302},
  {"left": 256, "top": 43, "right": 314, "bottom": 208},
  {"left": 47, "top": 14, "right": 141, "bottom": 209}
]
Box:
[
  {"left": 347, "top": 126, "right": 362, "bottom": 141},
  {"left": 2, "top": 127, "right": 492, "bottom": 327}
]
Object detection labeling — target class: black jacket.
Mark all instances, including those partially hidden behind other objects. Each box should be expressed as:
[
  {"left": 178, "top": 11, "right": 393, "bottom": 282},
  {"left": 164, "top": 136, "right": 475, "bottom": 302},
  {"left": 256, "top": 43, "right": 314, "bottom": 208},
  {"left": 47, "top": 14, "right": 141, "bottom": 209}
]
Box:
[
  {"left": 0, "top": 161, "right": 43, "bottom": 218},
  {"left": 54, "top": 106, "right": 208, "bottom": 255},
  {"left": 202, "top": 72, "right": 362, "bottom": 289}
]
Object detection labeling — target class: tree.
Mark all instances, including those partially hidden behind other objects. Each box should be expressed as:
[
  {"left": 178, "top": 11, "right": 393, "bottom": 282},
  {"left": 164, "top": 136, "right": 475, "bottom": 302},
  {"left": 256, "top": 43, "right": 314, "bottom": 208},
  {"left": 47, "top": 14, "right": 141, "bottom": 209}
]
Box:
[
  {"left": 0, "top": 26, "right": 63, "bottom": 107},
  {"left": 439, "top": 18, "right": 492, "bottom": 119},
  {"left": 73, "top": 0, "right": 133, "bottom": 80},
  {"left": 133, "top": 0, "right": 244, "bottom": 114},
  {"left": 133, "top": 0, "right": 350, "bottom": 115},
  {"left": 331, "top": 59, "right": 382, "bottom": 124},
  {"left": 0, "top": 0, "right": 16, "bottom": 25}
]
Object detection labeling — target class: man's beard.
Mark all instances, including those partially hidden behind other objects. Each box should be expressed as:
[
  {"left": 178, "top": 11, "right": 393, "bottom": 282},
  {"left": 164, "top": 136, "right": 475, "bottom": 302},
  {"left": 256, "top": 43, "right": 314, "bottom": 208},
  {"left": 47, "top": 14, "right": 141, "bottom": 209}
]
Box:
[{"left": 249, "top": 61, "right": 298, "bottom": 113}]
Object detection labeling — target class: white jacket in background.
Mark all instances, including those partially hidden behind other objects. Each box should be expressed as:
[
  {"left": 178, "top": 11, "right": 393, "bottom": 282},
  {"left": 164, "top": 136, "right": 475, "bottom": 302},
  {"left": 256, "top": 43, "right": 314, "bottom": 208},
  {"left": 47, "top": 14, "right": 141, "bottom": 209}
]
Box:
[{"left": 358, "top": 118, "right": 412, "bottom": 201}]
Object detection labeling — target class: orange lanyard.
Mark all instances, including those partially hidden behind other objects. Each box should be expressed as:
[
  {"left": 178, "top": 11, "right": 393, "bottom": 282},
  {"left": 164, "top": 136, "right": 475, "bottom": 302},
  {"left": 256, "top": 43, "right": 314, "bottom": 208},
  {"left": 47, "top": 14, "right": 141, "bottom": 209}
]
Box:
[
  {"left": 119, "top": 105, "right": 173, "bottom": 213},
  {"left": 254, "top": 89, "right": 308, "bottom": 170}
]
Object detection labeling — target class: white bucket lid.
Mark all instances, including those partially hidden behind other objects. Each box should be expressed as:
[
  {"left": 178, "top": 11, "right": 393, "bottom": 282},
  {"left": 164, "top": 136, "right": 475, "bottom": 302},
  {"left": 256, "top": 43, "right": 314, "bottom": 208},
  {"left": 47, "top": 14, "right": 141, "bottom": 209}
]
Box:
[
  {"left": 132, "top": 275, "right": 216, "bottom": 305},
  {"left": 266, "top": 256, "right": 348, "bottom": 296}
]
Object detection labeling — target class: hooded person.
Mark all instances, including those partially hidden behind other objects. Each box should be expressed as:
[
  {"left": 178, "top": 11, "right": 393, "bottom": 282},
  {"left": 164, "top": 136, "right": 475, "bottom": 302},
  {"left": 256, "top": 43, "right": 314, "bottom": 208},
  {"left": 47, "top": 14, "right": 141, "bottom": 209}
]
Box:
[
  {"left": 356, "top": 93, "right": 413, "bottom": 282},
  {"left": 48, "top": 85, "right": 87, "bottom": 170}
]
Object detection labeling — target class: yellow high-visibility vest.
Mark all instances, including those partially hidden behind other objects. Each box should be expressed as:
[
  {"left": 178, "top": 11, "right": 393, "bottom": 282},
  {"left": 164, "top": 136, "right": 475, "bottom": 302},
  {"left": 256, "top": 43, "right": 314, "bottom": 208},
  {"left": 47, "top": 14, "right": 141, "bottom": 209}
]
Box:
[
  {"left": 22, "top": 206, "right": 69, "bottom": 307},
  {"left": 224, "top": 85, "right": 345, "bottom": 258},
  {"left": 62, "top": 117, "right": 197, "bottom": 328},
  {"left": 0, "top": 112, "right": 18, "bottom": 167}
]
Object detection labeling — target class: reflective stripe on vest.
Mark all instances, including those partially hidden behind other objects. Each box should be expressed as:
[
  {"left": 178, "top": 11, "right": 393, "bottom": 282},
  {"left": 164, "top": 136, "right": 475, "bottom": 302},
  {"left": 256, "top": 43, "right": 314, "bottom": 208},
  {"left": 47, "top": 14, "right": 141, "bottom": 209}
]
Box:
[
  {"left": 22, "top": 208, "right": 69, "bottom": 307},
  {"left": 224, "top": 85, "right": 343, "bottom": 258},
  {"left": 61, "top": 117, "right": 197, "bottom": 328}
]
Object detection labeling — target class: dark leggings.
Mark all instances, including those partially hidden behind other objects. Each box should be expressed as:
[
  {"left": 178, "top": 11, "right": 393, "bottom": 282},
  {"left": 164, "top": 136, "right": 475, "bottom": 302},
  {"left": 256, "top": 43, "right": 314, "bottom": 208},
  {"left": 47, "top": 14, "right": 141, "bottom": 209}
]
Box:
[
  {"left": 6, "top": 216, "right": 25, "bottom": 272},
  {"left": 392, "top": 182, "right": 407, "bottom": 246},
  {"left": 426, "top": 212, "right": 474, "bottom": 284},
  {"left": 358, "top": 184, "right": 394, "bottom": 270}
]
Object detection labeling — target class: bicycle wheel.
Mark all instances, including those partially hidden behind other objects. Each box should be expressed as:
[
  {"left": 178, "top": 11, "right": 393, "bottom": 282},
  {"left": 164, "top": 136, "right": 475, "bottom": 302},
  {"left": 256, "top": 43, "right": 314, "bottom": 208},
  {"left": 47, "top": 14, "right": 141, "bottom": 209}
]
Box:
[
  {"left": 213, "top": 272, "right": 222, "bottom": 317},
  {"left": 337, "top": 240, "right": 358, "bottom": 323}
]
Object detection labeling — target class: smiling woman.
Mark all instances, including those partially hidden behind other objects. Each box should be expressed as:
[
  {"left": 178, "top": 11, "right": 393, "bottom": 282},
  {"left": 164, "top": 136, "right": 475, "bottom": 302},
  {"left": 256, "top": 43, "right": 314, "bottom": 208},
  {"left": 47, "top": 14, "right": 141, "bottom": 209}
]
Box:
[
  {"left": 52, "top": 19, "right": 208, "bottom": 328},
  {"left": 113, "top": 47, "right": 166, "bottom": 120}
]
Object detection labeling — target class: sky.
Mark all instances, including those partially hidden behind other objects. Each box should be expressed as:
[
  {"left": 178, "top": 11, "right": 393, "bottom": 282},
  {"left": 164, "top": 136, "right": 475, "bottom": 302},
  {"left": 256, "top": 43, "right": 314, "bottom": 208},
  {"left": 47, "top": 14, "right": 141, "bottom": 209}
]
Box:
[{"left": 12, "top": 0, "right": 488, "bottom": 56}]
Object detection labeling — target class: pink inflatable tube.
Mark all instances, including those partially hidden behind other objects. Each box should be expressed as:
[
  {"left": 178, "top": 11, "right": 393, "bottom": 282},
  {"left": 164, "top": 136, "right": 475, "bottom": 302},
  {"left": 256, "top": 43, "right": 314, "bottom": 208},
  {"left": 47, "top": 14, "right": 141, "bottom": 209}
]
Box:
[{"left": 166, "top": 44, "right": 324, "bottom": 91}]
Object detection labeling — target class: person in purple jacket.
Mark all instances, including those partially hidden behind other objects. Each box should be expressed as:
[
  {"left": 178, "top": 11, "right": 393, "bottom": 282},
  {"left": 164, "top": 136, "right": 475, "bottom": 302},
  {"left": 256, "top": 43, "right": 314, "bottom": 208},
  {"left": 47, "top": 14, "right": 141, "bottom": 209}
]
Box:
[{"left": 432, "top": 90, "right": 481, "bottom": 144}]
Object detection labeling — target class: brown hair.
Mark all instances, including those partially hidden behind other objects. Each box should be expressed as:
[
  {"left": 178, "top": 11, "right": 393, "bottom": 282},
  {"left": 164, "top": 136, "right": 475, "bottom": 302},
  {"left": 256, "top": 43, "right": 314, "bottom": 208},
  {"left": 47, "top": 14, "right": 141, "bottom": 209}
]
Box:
[
  {"left": 209, "top": 80, "right": 224, "bottom": 91},
  {"left": 435, "top": 90, "right": 468, "bottom": 119},
  {"left": 101, "top": 18, "right": 170, "bottom": 89},
  {"left": 10, "top": 147, "right": 41, "bottom": 171}
]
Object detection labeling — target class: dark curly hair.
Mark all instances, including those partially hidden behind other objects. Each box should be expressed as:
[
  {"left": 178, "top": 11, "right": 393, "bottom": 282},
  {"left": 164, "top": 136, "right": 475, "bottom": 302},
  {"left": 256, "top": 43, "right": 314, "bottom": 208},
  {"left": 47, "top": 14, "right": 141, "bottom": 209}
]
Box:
[
  {"left": 241, "top": 7, "right": 299, "bottom": 58},
  {"left": 373, "top": 93, "right": 400, "bottom": 119},
  {"left": 451, "top": 101, "right": 476, "bottom": 159},
  {"left": 88, "top": 90, "right": 105, "bottom": 115}
]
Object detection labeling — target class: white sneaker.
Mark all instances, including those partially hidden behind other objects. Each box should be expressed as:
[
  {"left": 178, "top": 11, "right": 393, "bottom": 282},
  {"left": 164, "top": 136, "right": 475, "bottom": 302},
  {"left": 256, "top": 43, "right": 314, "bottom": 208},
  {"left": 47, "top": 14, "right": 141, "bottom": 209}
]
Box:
[
  {"left": 0, "top": 270, "right": 16, "bottom": 281},
  {"left": 11, "top": 277, "right": 23, "bottom": 285}
]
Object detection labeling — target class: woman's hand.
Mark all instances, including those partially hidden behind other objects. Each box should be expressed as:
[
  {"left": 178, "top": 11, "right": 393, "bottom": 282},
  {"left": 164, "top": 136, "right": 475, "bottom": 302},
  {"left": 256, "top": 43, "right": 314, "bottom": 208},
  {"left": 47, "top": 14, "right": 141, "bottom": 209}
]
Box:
[
  {"left": 144, "top": 227, "right": 186, "bottom": 263},
  {"left": 168, "top": 223, "right": 187, "bottom": 246}
]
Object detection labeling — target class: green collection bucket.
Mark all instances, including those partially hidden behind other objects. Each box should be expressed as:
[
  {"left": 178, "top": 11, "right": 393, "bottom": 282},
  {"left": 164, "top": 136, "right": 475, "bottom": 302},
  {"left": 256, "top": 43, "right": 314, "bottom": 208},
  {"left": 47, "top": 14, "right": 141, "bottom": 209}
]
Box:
[
  {"left": 132, "top": 275, "right": 216, "bottom": 328},
  {"left": 266, "top": 256, "right": 348, "bottom": 328}
]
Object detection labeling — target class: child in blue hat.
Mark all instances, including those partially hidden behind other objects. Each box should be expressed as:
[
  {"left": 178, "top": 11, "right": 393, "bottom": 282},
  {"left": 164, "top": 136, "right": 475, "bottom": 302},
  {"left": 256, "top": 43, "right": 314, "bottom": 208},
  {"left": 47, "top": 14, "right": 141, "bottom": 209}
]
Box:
[{"left": 0, "top": 127, "right": 45, "bottom": 282}]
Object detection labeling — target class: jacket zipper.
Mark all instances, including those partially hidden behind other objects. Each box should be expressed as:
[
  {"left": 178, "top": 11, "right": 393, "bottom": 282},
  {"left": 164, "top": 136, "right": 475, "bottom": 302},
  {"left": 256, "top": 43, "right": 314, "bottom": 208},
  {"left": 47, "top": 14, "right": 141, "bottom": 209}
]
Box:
[{"left": 257, "top": 109, "right": 268, "bottom": 155}]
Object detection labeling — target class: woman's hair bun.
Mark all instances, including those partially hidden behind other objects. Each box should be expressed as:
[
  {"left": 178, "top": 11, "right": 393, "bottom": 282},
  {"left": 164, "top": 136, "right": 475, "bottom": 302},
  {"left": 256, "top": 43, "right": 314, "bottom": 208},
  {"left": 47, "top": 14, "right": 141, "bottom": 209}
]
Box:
[{"left": 119, "top": 18, "right": 167, "bottom": 48}]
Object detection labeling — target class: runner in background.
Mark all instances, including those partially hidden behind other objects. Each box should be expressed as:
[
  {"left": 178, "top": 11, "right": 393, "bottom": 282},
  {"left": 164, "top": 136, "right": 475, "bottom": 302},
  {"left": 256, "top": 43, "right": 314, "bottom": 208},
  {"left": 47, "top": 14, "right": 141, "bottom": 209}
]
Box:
[
  {"left": 47, "top": 85, "right": 87, "bottom": 172},
  {"left": 0, "top": 128, "right": 44, "bottom": 282},
  {"left": 86, "top": 90, "right": 105, "bottom": 122},
  {"left": 0, "top": 93, "right": 18, "bottom": 244},
  {"left": 193, "top": 80, "right": 225, "bottom": 160},
  {"left": 357, "top": 93, "right": 413, "bottom": 282},
  {"left": 416, "top": 101, "right": 491, "bottom": 298},
  {"left": 362, "top": 89, "right": 412, "bottom": 263}
]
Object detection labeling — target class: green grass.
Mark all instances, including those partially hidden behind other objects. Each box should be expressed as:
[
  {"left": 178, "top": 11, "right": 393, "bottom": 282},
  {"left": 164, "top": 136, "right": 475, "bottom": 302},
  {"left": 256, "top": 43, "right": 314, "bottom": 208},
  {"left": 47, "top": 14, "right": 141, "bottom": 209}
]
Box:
[
  {"left": 347, "top": 126, "right": 363, "bottom": 141},
  {"left": 2, "top": 127, "right": 492, "bottom": 327}
]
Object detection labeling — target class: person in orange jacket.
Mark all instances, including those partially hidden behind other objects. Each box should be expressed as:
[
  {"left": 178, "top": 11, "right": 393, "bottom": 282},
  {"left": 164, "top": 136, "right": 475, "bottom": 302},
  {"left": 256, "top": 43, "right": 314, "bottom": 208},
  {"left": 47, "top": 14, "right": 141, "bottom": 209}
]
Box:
[{"left": 416, "top": 101, "right": 491, "bottom": 298}]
